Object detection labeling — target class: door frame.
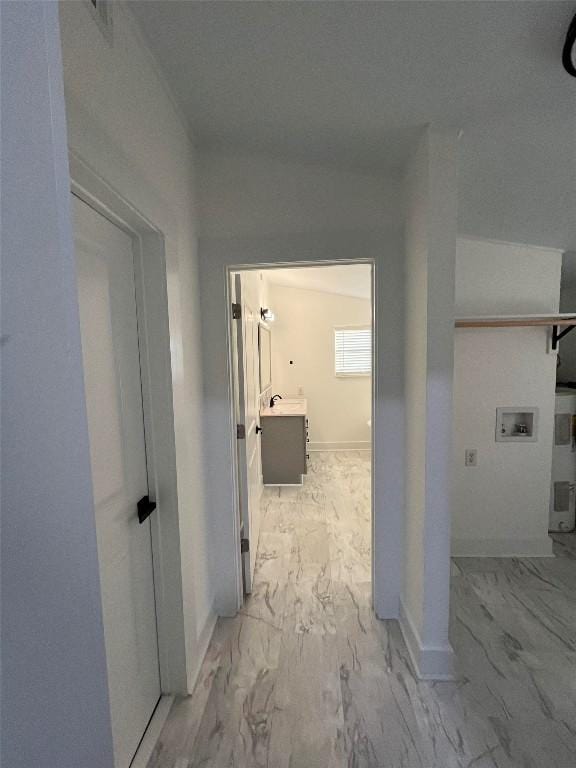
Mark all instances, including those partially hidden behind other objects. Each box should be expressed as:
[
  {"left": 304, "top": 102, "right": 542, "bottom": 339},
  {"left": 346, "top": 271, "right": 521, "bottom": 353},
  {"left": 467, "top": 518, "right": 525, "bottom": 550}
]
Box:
[
  {"left": 230, "top": 273, "right": 269, "bottom": 596},
  {"left": 69, "top": 151, "right": 188, "bottom": 696},
  {"left": 226, "top": 260, "right": 376, "bottom": 611},
  {"left": 229, "top": 273, "right": 250, "bottom": 595}
]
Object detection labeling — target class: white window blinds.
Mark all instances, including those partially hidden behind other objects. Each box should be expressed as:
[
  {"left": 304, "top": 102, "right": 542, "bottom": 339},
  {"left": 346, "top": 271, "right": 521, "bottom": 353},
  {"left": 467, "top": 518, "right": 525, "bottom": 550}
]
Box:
[{"left": 334, "top": 327, "right": 372, "bottom": 376}]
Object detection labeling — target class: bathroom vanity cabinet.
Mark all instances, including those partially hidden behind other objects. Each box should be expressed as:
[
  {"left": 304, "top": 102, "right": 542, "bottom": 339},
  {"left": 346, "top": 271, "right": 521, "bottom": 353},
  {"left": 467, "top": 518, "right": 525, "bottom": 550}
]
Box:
[{"left": 260, "top": 399, "right": 308, "bottom": 485}]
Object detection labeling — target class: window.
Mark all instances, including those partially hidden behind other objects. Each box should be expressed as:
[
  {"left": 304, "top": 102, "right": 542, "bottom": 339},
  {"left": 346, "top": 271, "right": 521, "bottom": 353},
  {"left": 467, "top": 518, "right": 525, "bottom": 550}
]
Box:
[{"left": 334, "top": 326, "right": 372, "bottom": 376}]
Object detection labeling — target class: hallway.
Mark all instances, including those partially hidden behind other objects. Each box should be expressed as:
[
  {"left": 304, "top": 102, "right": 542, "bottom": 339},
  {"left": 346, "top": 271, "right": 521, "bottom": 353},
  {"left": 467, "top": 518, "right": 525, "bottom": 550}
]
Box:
[
  {"left": 148, "top": 451, "right": 372, "bottom": 767},
  {"left": 148, "top": 455, "right": 576, "bottom": 768}
]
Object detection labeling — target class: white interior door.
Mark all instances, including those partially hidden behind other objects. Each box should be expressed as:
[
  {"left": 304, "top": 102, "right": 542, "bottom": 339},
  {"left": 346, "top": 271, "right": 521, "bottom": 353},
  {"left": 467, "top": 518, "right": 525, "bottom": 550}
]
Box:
[
  {"left": 73, "top": 195, "right": 161, "bottom": 768},
  {"left": 234, "top": 273, "right": 262, "bottom": 593}
]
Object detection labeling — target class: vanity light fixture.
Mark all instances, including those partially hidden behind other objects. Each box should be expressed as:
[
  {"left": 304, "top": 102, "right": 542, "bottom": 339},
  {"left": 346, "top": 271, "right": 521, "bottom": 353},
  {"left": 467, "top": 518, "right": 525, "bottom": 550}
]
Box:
[{"left": 260, "top": 307, "right": 275, "bottom": 322}]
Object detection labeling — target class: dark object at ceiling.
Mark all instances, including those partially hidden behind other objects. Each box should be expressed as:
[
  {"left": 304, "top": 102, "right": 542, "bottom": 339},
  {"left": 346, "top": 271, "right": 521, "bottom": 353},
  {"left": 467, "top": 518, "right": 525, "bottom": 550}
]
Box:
[{"left": 562, "top": 12, "right": 576, "bottom": 77}]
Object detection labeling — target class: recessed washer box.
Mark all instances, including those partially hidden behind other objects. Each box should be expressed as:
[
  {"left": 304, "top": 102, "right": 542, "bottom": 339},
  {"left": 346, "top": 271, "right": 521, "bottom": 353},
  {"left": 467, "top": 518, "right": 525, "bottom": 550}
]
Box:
[{"left": 495, "top": 407, "right": 539, "bottom": 442}]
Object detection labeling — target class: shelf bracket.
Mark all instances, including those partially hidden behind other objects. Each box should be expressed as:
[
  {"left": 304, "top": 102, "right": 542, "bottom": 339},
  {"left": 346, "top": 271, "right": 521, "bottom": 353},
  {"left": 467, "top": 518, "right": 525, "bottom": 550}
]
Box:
[{"left": 552, "top": 324, "right": 576, "bottom": 350}]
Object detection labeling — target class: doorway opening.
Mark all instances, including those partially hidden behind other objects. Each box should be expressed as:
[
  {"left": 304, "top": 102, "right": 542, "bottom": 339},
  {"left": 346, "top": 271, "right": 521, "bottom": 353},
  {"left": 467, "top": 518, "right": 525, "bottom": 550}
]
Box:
[{"left": 229, "top": 262, "right": 374, "bottom": 613}]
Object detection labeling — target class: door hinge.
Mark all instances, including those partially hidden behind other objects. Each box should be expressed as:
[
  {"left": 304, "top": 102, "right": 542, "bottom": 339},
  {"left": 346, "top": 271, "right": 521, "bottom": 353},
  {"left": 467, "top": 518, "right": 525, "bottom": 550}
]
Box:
[
  {"left": 232, "top": 302, "right": 242, "bottom": 320},
  {"left": 241, "top": 537, "right": 249, "bottom": 553},
  {"left": 236, "top": 424, "right": 246, "bottom": 439}
]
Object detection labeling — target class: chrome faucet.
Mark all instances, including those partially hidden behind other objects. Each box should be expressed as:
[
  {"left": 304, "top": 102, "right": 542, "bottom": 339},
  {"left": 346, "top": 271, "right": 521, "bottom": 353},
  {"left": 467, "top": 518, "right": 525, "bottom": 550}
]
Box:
[{"left": 269, "top": 394, "right": 283, "bottom": 408}]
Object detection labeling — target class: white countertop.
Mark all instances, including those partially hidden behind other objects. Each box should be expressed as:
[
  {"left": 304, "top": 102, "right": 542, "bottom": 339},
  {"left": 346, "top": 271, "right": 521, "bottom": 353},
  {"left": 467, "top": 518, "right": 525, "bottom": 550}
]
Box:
[{"left": 260, "top": 398, "right": 307, "bottom": 417}]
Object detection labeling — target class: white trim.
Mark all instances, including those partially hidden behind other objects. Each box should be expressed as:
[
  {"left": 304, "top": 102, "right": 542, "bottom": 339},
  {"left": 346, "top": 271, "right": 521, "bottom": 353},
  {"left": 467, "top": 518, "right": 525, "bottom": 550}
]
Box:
[
  {"left": 69, "top": 151, "right": 189, "bottom": 695},
  {"left": 185, "top": 611, "right": 218, "bottom": 693},
  {"left": 451, "top": 536, "right": 554, "bottom": 558},
  {"left": 399, "top": 600, "right": 455, "bottom": 681},
  {"left": 225, "top": 260, "right": 376, "bottom": 613},
  {"left": 130, "top": 695, "right": 174, "bottom": 768},
  {"left": 308, "top": 441, "right": 371, "bottom": 451},
  {"left": 263, "top": 481, "right": 303, "bottom": 487},
  {"left": 226, "top": 273, "right": 247, "bottom": 614}
]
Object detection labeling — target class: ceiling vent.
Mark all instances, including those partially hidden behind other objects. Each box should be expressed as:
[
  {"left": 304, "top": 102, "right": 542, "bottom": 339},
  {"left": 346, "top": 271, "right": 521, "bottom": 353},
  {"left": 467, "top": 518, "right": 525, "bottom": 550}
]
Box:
[{"left": 87, "top": 0, "right": 113, "bottom": 43}]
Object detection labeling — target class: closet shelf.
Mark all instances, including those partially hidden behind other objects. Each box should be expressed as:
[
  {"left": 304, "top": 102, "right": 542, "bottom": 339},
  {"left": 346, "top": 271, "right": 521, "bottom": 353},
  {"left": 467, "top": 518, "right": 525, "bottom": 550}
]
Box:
[{"left": 455, "top": 314, "right": 576, "bottom": 350}]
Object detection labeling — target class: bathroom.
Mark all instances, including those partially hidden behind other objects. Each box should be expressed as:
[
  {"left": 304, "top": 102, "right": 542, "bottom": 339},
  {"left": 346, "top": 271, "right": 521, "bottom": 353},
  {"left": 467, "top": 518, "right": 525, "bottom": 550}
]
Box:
[{"left": 231, "top": 263, "right": 373, "bottom": 604}]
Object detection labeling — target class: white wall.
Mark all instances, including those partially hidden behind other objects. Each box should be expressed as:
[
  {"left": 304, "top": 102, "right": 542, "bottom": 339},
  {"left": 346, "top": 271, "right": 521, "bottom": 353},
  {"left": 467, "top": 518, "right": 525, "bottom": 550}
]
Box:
[
  {"left": 199, "top": 151, "right": 399, "bottom": 239},
  {"left": 269, "top": 282, "right": 371, "bottom": 448},
  {"left": 403, "top": 136, "right": 428, "bottom": 644},
  {"left": 402, "top": 128, "right": 458, "bottom": 679},
  {"left": 455, "top": 239, "right": 563, "bottom": 316},
  {"left": 453, "top": 238, "right": 562, "bottom": 557},
  {"left": 58, "top": 2, "right": 213, "bottom": 693},
  {"left": 1, "top": 4, "right": 114, "bottom": 765},
  {"left": 198, "top": 149, "right": 406, "bottom": 620}
]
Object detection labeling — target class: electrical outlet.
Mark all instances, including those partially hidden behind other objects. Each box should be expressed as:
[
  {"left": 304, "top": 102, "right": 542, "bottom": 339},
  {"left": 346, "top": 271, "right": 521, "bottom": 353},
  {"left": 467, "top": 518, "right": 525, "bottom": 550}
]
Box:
[{"left": 465, "top": 449, "right": 477, "bottom": 467}]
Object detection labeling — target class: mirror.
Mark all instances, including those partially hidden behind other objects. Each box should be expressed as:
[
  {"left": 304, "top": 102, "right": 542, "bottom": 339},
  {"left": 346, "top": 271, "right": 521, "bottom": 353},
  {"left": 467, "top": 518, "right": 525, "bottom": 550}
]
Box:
[{"left": 259, "top": 324, "right": 272, "bottom": 392}]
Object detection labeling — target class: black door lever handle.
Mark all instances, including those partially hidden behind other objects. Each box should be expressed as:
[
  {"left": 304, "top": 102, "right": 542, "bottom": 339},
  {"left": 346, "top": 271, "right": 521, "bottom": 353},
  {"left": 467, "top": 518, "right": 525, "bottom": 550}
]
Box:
[{"left": 137, "top": 495, "right": 157, "bottom": 524}]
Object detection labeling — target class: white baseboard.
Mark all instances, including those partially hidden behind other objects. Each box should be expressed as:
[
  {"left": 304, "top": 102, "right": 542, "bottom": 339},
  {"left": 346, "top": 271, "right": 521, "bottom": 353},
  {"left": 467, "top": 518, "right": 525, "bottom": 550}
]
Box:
[
  {"left": 185, "top": 610, "right": 218, "bottom": 692},
  {"left": 131, "top": 695, "right": 174, "bottom": 768},
  {"left": 308, "top": 441, "right": 371, "bottom": 452},
  {"left": 399, "top": 600, "right": 455, "bottom": 681},
  {"left": 116, "top": 610, "right": 218, "bottom": 766},
  {"left": 264, "top": 481, "right": 303, "bottom": 487},
  {"left": 451, "top": 536, "right": 554, "bottom": 558}
]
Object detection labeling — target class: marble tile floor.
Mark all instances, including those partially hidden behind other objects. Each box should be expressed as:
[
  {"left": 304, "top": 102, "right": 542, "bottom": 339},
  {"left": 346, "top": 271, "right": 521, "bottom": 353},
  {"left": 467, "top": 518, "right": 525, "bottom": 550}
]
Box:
[{"left": 147, "top": 453, "right": 576, "bottom": 768}]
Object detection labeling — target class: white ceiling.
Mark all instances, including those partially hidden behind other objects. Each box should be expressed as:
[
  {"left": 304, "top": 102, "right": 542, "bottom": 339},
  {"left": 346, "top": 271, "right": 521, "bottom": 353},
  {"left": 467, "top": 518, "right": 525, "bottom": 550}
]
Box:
[
  {"left": 265, "top": 265, "right": 372, "bottom": 300},
  {"left": 132, "top": 1, "right": 576, "bottom": 251}
]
